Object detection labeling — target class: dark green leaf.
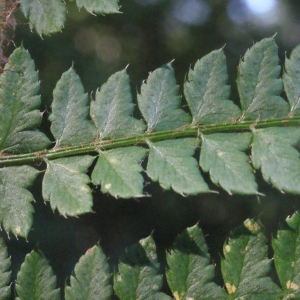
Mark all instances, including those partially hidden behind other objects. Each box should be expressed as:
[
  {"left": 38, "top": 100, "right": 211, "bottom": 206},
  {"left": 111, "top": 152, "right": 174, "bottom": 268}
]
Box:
[
  {"left": 166, "top": 224, "right": 227, "bottom": 300},
  {"left": 237, "top": 37, "right": 289, "bottom": 120},
  {"left": 0, "top": 239, "right": 11, "bottom": 300},
  {"left": 200, "top": 133, "right": 257, "bottom": 194},
  {"left": 137, "top": 63, "right": 191, "bottom": 132},
  {"left": 15, "top": 250, "right": 60, "bottom": 300},
  {"left": 221, "top": 219, "right": 281, "bottom": 299},
  {"left": 0, "top": 46, "right": 51, "bottom": 154},
  {"left": 92, "top": 147, "right": 147, "bottom": 198},
  {"left": 43, "top": 156, "right": 95, "bottom": 216},
  {"left": 65, "top": 245, "right": 113, "bottom": 300},
  {"left": 272, "top": 211, "right": 300, "bottom": 299},
  {"left": 283, "top": 44, "right": 300, "bottom": 116},
  {"left": 0, "top": 166, "right": 38, "bottom": 237},
  {"left": 50, "top": 67, "right": 96, "bottom": 147},
  {"left": 184, "top": 49, "right": 241, "bottom": 124},
  {"left": 90, "top": 69, "right": 145, "bottom": 140},
  {"left": 251, "top": 127, "right": 300, "bottom": 194},
  {"left": 19, "top": 0, "right": 66, "bottom": 36},
  {"left": 76, "top": 0, "right": 120, "bottom": 14},
  {"left": 114, "top": 235, "right": 171, "bottom": 300},
  {"left": 146, "top": 138, "right": 210, "bottom": 195}
]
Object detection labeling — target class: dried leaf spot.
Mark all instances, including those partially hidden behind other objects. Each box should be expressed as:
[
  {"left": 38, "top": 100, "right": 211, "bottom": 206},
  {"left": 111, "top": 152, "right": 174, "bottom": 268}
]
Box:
[
  {"left": 244, "top": 219, "right": 261, "bottom": 233},
  {"left": 286, "top": 280, "right": 299, "bottom": 291},
  {"left": 217, "top": 151, "right": 223, "bottom": 157},
  {"left": 150, "top": 250, "right": 157, "bottom": 260},
  {"left": 226, "top": 282, "right": 236, "bottom": 294},
  {"left": 105, "top": 183, "right": 111, "bottom": 189},
  {"left": 291, "top": 261, "right": 295, "bottom": 267},
  {"left": 152, "top": 285, "right": 159, "bottom": 290},
  {"left": 140, "top": 240, "right": 146, "bottom": 247},
  {"left": 15, "top": 226, "right": 20, "bottom": 235},
  {"left": 80, "top": 186, "right": 89, "bottom": 192},
  {"left": 186, "top": 298, "right": 194, "bottom": 300},
  {"left": 117, "top": 274, "right": 122, "bottom": 282},
  {"left": 225, "top": 245, "right": 231, "bottom": 252},
  {"left": 173, "top": 292, "right": 180, "bottom": 300},
  {"left": 109, "top": 158, "right": 118, "bottom": 164}
]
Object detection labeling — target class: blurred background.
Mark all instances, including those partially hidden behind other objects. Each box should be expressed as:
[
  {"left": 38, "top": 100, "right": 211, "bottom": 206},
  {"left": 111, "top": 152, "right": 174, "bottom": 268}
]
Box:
[{"left": 4, "top": 0, "right": 300, "bottom": 297}]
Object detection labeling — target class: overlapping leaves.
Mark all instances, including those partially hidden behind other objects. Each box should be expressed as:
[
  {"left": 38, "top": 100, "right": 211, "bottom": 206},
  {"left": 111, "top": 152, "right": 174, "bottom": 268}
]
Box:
[
  {"left": 1, "top": 37, "right": 300, "bottom": 237},
  {"left": 3, "top": 211, "right": 300, "bottom": 299}
]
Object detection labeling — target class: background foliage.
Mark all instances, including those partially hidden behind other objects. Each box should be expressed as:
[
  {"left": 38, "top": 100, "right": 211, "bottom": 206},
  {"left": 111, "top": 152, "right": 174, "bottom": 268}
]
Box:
[{"left": 2, "top": 0, "right": 300, "bottom": 298}]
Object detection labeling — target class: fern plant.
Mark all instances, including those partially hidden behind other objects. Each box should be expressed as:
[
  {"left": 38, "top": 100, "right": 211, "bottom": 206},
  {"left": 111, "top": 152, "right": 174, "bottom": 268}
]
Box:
[
  {"left": 1, "top": 36, "right": 300, "bottom": 237},
  {"left": 0, "top": 0, "right": 300, "bottom": 299},
  {"left": 1, "top": 213, "right": 300, "bottom": 299}
]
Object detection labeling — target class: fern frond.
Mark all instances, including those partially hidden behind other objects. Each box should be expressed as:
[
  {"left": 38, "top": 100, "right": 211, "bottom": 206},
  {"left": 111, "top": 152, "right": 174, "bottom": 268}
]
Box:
[{"left": 1, "top": 37, "right": 300, "bottom": 236}]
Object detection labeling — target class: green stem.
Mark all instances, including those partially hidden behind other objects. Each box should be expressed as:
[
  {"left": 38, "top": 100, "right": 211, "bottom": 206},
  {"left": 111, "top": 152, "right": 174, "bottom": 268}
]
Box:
[{"left": 1, "top": 116, "right": 300, "bottom": 166}]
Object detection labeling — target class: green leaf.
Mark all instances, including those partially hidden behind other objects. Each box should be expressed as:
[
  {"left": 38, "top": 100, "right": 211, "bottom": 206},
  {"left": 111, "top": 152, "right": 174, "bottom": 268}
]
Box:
[
  {"left": 19, "top": 0, "right": 66, "bottom": 36},
  {"left": 15, "top": 250, "right": 60, "bottom": 300},
  {"left": 137, "top": 63, "right": 191, "bottom": 132},
  {"left": 200, "top": 132, "right": 258, "bottom": 194},
  {"left": 221, "top": 219, "right": 281, "bottom": 299},
  {"left": 166, "top": 225, "right": 227, "bottom": 300},
  {"left": 43, "top": 156, "right": 94, "bottom": 216},
  {"left": 0, "top": 239, "right": 11, "bottom": 300},
  {"left": 76, "top": 0, "right": 120, "bottom": 14},
  {"left": 0, "top": 166, "right": 38, "bottom": 237},
  {"left": 90, "top": 69, "right": 145, "bottom": 140},
  {"left": 237, "top": 37, "right": 289, "bottom": 120},
  {"left": 283, "top": 44, "right": 300, "bottom": 116},
  {"left": 146, "top": 138, "right": 210, "bottom": 195},
  {"left": 92, "top": 147, "right": 147, "bottom": 198},
  {"left": 0, "top": 46, "right": 51, "bottom": 154},
  {"left": 65, "top": 245, "right": 113, "bottom": 300},
  {"left": 50, "top": 67, "right": 96, "bottom": 147},
  {"left": 184, "top": 49, "right": 241, "bottom": 124},
  {"left": 272, "top": 211, "right": 300, "bottom": 299},
  {"left": 114, "top": 235, "right": 171, "bottom": 300},
  {"left": 251, "top": 127, "right": 300, "bottom": 194}
]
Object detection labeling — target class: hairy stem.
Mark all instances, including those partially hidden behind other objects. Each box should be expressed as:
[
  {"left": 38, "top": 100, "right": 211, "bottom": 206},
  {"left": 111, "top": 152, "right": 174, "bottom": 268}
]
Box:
[{"left": 1, "top": 116, "right": 300, "bottom": 166}]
